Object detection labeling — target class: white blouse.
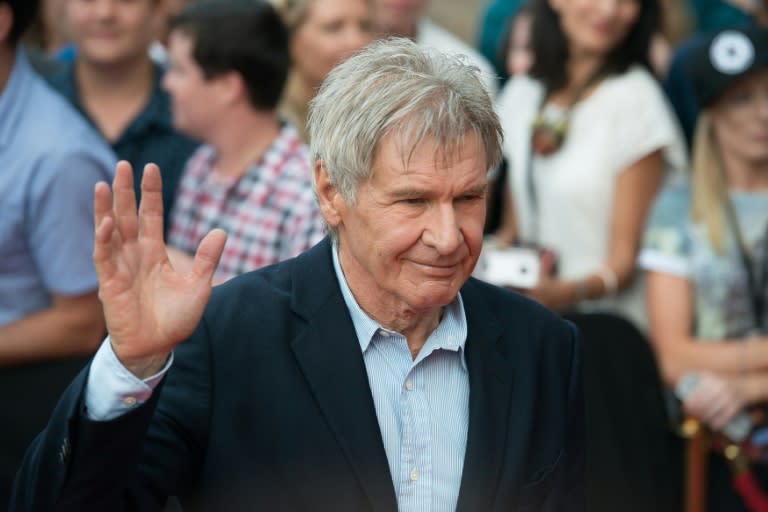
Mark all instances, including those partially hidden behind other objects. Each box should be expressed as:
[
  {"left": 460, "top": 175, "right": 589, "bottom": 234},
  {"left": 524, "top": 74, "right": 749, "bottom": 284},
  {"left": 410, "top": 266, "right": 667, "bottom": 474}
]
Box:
[{"left": 495, "top": 65, "right": 688, "bottom": 328}]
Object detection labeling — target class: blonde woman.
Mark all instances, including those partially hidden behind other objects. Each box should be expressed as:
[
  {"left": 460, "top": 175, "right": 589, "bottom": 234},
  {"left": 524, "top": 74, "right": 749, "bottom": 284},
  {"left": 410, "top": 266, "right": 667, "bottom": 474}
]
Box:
[
  {"left": 272, "top": 0, "right": 375, "bottom": 141},
  {"left": 640, "top": 25, "right": 768, "bottom": 510}
]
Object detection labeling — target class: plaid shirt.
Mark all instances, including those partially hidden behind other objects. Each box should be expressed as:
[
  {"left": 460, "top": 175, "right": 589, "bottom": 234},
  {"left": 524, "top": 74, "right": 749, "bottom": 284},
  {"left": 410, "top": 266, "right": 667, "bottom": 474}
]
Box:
[{"left": 168, "top": 123, "right": 325, "bottom": 282}]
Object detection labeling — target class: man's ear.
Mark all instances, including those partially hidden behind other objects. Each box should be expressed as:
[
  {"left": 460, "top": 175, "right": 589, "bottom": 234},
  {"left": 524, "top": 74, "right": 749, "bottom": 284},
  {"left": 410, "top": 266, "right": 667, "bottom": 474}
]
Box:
[
  {"left": 0, "top": 4, "right": 13, "bottom": 45},
  {"left": 216, "top": 70, "right": 245, "bottom": 107},
  {"left": 314, "top": 161, "right": 344, "bottom": 229}
]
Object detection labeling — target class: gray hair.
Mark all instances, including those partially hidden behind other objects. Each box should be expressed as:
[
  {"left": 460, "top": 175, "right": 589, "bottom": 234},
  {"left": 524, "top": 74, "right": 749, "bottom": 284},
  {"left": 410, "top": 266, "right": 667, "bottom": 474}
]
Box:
[{"left": 308, "top": 37, "right": 503, "bottom": 209}]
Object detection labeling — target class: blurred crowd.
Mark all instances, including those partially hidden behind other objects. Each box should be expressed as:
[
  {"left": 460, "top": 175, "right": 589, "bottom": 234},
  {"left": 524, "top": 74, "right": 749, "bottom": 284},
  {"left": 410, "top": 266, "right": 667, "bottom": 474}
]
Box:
[{"left": 1, "top": 0, "right": 768, "bottom": 510}]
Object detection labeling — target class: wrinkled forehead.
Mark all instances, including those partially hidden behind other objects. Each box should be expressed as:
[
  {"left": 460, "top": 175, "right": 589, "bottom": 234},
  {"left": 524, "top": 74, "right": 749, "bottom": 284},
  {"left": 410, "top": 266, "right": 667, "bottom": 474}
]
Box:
[{"left": 374, "top": 126, "right": 488, "bottom": 176}]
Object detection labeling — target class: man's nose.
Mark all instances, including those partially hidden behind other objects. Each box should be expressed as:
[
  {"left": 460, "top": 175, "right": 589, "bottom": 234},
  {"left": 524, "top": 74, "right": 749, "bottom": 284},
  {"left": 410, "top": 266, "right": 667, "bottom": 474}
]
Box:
[{"left": 422, "top": 204, "right": 463, "bottom": 254}]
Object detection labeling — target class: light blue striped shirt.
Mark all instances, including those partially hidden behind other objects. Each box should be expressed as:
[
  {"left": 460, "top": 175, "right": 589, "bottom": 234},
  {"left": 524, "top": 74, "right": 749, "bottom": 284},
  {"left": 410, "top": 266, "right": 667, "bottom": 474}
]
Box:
[{"left": 331, "top": 245, "right": 469, "bottom": 512}]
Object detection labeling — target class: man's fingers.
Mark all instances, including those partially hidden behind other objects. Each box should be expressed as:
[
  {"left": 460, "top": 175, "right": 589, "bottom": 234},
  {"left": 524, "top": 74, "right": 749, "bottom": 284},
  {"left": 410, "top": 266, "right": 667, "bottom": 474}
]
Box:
[
  {"left": 93, "top": 215, "right": 118, "bottom": 281},
  {"left": 138, "top": 163, "right": 165, "bottom": 242},
  {"left": 113, "top": 161, "right": 139, "bottom": 242},
  {"left": 94, "top": 180, "right": 113, "bottom": 233},
  {"left": 192, "top": 229, "right": 227, "bottom": 281}
]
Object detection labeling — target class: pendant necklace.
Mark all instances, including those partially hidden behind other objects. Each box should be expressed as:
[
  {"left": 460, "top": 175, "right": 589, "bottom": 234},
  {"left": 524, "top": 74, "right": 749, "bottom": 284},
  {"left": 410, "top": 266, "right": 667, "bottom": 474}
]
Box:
[{"left": 530, "top": 67, "right": 607, "bottom": 156}]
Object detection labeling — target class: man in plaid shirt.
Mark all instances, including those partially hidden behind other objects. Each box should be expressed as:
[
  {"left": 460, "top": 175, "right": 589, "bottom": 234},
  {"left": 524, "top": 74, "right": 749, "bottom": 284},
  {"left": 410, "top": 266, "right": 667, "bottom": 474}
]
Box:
[{"left": 161, "top": 0, "right": 324, "bottom": 282}]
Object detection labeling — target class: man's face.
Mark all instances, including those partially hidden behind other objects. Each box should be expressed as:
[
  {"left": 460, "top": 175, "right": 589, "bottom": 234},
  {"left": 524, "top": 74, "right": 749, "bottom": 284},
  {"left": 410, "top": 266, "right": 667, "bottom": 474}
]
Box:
[
  {"left": 323, "top": 131, "right": 488, "bottom": 317},
  {"left": 66, "top": 0, "right": 158, "bottom": 65},
  {"left": 162, "top": 31, "right": 219, "bottom": 140}
]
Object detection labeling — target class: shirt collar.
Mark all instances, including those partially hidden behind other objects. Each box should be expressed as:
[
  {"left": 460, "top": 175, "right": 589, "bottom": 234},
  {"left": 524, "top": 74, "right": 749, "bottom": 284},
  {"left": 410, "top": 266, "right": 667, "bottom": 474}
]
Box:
[
  {"left": 57, "top": 62, "right": 173, "bottom": 136},
  {"left": 331, "top": 241, "right": 468, "bottom": 359}
]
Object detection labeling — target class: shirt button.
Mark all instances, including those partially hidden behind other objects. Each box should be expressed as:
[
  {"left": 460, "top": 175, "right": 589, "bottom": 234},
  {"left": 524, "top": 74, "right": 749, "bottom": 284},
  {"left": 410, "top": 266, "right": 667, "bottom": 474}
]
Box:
[
  {"left": 379, "top": 329, "right": 390, "bottom": 337},
  {"left": 410, "top": 468, "right": 419, "bottom": 481},
  {"left": 405, "top": 379, "right": 414, "bottom": 391},
  {"left": 122, "top": 396, "right": 138, "bottom": 406}
]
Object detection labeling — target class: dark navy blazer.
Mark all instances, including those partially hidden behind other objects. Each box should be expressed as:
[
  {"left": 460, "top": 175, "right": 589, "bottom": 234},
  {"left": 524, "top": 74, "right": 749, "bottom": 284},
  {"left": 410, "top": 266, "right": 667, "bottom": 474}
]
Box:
[{"left": 11, "top": 238, "right": 584, "bottom": 511}]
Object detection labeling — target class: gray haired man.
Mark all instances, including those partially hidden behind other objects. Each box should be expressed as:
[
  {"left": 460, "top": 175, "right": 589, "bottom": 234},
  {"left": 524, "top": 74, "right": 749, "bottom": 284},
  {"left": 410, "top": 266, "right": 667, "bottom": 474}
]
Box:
[{"left": 12, "top": 37, "right": 584, "bottom": 512}]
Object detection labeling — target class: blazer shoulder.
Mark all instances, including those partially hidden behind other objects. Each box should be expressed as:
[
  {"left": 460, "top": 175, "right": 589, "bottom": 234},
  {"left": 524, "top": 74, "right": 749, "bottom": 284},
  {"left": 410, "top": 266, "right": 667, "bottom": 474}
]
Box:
[{"left": 464, "top": 278, "right": 575, "bottom": 337}]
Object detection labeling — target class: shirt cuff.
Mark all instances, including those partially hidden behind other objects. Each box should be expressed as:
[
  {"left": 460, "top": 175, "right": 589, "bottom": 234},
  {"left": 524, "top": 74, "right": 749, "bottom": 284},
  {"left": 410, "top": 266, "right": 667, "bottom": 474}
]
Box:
[{"left": 84, "top": 336, "right": 173, "bottom": 421}]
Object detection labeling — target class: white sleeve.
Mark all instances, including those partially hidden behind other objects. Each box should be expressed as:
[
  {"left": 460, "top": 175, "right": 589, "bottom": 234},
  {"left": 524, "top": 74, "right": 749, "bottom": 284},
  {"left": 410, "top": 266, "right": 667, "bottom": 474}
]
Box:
[
  {"left": 607, "top": 68, "right": 687, "bottom": 175},
  {"left": 85, "top": 337, "right": 173, "bottom": 421}
]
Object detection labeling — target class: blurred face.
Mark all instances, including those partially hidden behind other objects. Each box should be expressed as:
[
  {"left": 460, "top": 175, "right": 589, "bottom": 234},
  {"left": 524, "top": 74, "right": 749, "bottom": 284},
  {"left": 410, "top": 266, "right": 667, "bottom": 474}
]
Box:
[
  {"left": 291, "top": 0, "right": 374, "bottom": 89},
  {"left": 548, "top": 0, "right": 640, "bottom": 58},
  {"left": 711, "top": 69, "right": 768, "bottom": 166},
  {"left": 320, "top": 132, "right": 488, "bottom": 319},
  {"left": 162, "top": 31, "right": 221, "bottom": 140},
  {"left": 506, "top": 11, "right": 534, "bottom": 77},
  {"left": 66, "top": 0, "right": 159, "bottom": 65},
  {"left": 372, "top": 0, "right": 427, "bottom": 36}
]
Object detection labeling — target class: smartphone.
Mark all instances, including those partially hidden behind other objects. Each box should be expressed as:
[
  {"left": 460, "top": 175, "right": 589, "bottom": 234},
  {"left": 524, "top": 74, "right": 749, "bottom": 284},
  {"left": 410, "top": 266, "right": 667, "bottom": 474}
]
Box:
[{"left": 474, "top": 246, "right": 541, "bottom": 288}]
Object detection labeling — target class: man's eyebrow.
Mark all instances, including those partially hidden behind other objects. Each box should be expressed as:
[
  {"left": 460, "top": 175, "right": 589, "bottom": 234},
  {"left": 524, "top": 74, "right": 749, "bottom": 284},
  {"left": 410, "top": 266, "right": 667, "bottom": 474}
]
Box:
[
  {"left": 388, "top": 187, "right": 433, "bottom": 199},
  {"left": 387, "top": 183, "right": 488, "bottom": 198},
  {"left": 462, "top": 183, "right": 489, "bottom": 195}
]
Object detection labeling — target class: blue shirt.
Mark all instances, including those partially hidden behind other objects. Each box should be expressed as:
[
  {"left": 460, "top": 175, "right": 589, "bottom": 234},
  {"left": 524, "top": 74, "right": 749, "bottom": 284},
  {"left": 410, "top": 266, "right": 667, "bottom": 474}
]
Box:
[
  {"left": 0, "top": 48, "right": 116, "bottom": 326},
  {"left": 86, "top": 243, "right": 470, "bottom": 512},
  {"left": 331, "top": 245, "right": 469, "bottom": 512},
  {"left": 46, "top": 62, "right": 199, "bottom": 231}
]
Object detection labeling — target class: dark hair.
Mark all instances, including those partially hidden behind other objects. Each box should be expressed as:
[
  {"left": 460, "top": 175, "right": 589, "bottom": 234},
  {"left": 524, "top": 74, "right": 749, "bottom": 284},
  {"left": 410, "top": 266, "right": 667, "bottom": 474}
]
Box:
[
  {"left": 1, "top": 0, "right": 38, "bottom": 46},
  {"left": 529, "top": 0, "right": 659, "bottom": 93},
  {"left": 496, "top": 3, "right": 534, "bottom": 78},
  {"left": 170, "top": 0, "right": 290, "bottom": 110}
]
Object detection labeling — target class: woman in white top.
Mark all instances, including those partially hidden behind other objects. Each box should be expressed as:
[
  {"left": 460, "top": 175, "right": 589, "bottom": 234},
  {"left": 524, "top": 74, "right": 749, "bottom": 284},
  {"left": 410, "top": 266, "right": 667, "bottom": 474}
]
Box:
[{"left": 493, "top": 0, "right": 687, "bottom": 329}]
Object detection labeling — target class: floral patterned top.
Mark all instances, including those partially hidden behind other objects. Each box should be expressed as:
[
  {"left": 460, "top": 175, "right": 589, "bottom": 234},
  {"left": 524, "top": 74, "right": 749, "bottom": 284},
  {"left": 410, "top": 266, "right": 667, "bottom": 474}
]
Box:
[{"left": 639, "top": 181, "right": 768, "bottom": 340}]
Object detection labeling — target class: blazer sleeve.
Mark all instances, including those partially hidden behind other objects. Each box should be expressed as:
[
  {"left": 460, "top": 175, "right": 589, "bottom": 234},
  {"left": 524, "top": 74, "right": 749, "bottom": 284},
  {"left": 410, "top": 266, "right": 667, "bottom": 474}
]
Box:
[
  {"left": 557, "top": 321, "right": 586, "bottom": 510},
  {"left": 10, "top": 318, "right": 215, "bottom": 512},
  {"left": 514, "top": 320, "right": 586, "bottom": 512}
]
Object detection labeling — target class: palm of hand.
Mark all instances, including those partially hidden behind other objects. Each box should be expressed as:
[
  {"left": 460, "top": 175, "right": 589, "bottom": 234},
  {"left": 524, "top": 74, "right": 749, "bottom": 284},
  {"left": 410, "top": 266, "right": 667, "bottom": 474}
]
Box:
[
  {"left": 100, "top": 236, "right": 213, "bottom": 360},
  {"left": 94, "top": 162, "right": 226, "bottom": 367}
]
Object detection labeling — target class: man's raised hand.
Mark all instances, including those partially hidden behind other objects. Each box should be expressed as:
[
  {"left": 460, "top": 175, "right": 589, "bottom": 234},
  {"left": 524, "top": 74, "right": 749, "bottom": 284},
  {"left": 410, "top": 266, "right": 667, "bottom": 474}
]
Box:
[{"left": 93, "top": 161, "right": 227, "bottom": 378}]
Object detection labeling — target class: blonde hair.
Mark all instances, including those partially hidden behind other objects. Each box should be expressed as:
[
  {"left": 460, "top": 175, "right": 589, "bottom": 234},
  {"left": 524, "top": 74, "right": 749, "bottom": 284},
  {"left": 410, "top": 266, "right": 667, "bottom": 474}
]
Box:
[{"left": 691, "top": 111, "right": 729, "bottom": 253}]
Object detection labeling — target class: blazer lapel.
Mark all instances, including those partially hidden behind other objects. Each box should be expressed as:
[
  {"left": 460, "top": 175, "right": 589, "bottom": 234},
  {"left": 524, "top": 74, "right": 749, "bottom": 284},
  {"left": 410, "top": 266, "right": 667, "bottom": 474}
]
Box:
[
  {"left": 288, "top": 240, "right": 397, "bottom": 511},
  {"left": 456, "top": 280, "right": 515, "bottom": 512}
]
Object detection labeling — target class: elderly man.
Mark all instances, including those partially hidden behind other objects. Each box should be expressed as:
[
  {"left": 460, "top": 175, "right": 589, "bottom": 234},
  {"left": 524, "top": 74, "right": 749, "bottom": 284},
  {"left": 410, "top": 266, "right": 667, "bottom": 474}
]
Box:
[{"left": 11, "top": 34, "right": 584, "bottom": 511}]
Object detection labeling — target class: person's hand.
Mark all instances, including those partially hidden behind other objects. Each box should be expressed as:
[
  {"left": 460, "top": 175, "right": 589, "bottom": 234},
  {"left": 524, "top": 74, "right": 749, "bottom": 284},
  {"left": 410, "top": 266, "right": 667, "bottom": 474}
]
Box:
[
  {"left": 518, "top": 274, "right": 569, "bottom": 310},
  {"left": 93, "top": 161, "right": 227, "bottom": 378},
  {"left": 491, "top": 227, "right": 516, "bottom": 248},
  {"left": 510, "top": 252, "right": 571, "bottom": 310},
  {"left": 681, "top": 372, "right": 749, "bottom": 432},
  {"left": 166, "top": 246, "right": 196, "bottom": 276}
]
